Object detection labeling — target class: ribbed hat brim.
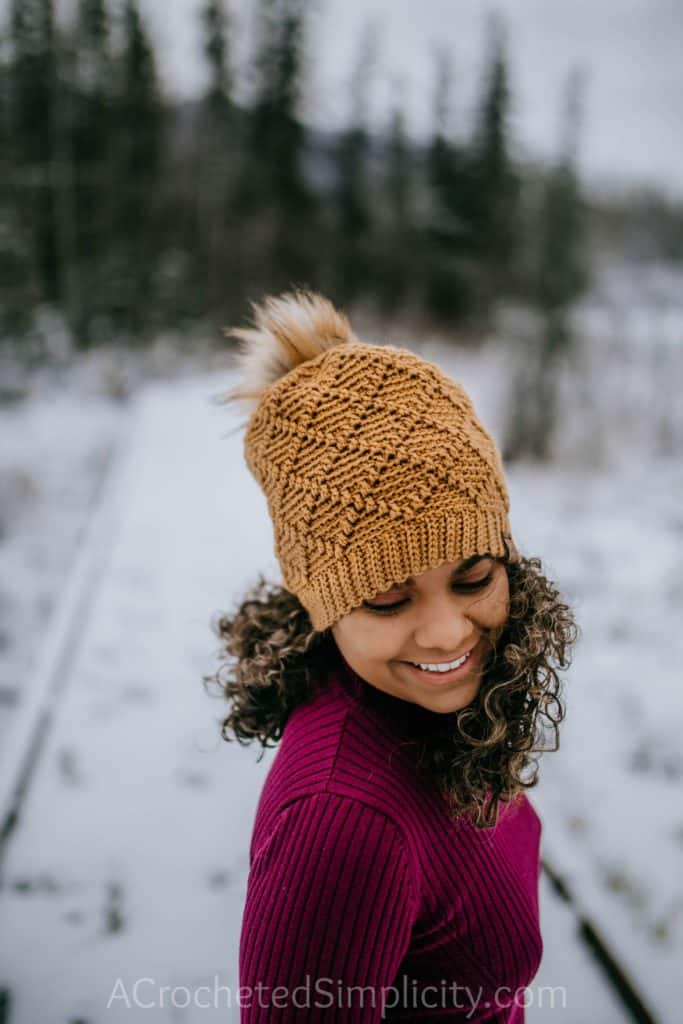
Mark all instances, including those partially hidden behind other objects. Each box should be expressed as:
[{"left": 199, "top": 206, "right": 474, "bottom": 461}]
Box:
[{"left": 297, "top": 507, "right": 512, "bottom": 631}]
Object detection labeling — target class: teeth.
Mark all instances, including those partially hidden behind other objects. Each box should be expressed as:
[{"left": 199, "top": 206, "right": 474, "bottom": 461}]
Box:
[{"left": 411, "top": 652, "right": 470, "bottom": 673}]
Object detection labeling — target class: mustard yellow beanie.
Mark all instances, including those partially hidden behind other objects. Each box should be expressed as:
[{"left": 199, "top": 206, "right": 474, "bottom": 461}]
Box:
[{"left": 219, "top": 290, "right": 519, "bottom": 632}]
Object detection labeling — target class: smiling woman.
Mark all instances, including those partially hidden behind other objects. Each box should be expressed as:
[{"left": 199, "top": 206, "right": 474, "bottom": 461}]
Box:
[{"left": 205, "top": 289, "right": 578, "bottom": 1023}]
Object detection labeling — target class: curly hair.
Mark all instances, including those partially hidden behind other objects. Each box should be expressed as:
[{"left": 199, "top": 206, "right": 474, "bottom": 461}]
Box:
[{"left": 203, "top": 553, "right": 579, "bottom": 829}]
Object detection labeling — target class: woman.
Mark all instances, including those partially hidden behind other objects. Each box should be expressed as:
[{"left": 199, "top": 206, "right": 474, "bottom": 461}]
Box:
[{"left": 206, "top": 290, "right": 578, "bottom": 1022}]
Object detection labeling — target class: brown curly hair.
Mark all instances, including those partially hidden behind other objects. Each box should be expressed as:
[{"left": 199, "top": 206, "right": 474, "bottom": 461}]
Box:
[{"left": 203, "top": 551, "right": 579, "bottom": 829}]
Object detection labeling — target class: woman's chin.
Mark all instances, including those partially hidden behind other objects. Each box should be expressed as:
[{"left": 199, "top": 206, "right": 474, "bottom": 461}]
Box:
[{"left": 412, "top": 678, "right": 482, "bottom": 715}]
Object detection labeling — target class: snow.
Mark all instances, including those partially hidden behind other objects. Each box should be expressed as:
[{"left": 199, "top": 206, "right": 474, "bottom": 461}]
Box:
[{"left": 1, "top": 310, "right": 680, "bottom": 1020}]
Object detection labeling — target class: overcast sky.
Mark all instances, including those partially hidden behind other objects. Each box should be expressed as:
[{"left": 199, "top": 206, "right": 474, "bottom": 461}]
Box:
[{"left": 38, "top": 0, "right": 683, "bottom": 197}]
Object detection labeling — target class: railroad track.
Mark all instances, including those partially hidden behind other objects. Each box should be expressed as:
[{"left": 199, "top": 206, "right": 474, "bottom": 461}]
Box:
[{"left": 0, "top": 417, "right": 136, "bottom": 883}]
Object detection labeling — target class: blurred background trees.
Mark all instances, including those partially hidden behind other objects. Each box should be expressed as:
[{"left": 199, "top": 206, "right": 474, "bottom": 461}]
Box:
[
  {"left": 0, "top": 0, "right": 572, "bottom": 347},
  {"left": 1, "top": 0, "right": 681, "bottom": 459}
]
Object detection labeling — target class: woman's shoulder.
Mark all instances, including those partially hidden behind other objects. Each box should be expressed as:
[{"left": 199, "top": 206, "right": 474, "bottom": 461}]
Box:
[
  {"left": 249, "top": 680, "right": 420, "bottom": 856},
  {"left": 247, "top": 786, "right": 421, "bottom": 924}
]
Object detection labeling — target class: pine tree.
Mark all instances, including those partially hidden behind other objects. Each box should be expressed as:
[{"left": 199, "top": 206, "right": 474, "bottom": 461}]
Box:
[
  {"left": 117, "top": 0, "right": 162, "bottom": 200},
  {"left": 424, "top": 48, "right": 476, "bottom": 322},
  {"left": 386, "top": 105, "right": 409, "bottom": 230},
  {"left": 240, "top": 0, "right": 318, "bottom": 292},
  {"left": 537, "top": 68, "right": 587, "bottom": 313},
  {"left": 193, "top": 0, "right": 238, "bottom": 321},
  {"left": 333, "top": 24, "right": 377, "bottom": 303},
  {"left": 110, "top": 0, "right": 165, "bottom": 340},
  {"left": 69, "top": 0, "right": 115, "bottom": 345},
  {"left": 255, "top": 0, "right": 310, "bottom": 206},
  {"left": 0, "top": 23, "right": 40, "bottom": 340},
  {"left": 378, "top": 89, "right": 417, "bottom": 316},
  {"left": 469, "top": 14, "right": 519, "bottom": 312},
  {"left": 200, "top": 0, "right": 232, "bottom": 123},
  {"left": 7, "top": 0, "right": 60, "bottom": 303}
]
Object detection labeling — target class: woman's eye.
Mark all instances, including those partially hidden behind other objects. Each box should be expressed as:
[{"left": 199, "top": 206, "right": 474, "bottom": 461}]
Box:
[
  {"left": 362, "top": 571, "right": 494, "bottom": 615},
  {"left": 362, "top": 598, "right": 410, "bottom": 615}
]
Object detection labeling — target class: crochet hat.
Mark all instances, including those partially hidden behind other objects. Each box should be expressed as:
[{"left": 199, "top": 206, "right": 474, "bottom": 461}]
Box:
[{"left": 218, "top": 290, "right": 519, "bottom": 632}]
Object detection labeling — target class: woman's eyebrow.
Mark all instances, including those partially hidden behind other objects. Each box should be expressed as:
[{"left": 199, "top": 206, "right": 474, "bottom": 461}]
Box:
[{"left": 387, "top": 554, "right": 490, "bottom": 590}]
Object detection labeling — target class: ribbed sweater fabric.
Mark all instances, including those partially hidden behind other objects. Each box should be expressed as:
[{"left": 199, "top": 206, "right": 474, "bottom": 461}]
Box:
[{"left": 238, "top": 655, "right": 543, "bottom": 1022}]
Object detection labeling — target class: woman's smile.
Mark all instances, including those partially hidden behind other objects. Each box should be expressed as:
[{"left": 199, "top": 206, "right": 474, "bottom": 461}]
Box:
[{"left": 397, "top": 637, "right": 483, "bottom": 686}]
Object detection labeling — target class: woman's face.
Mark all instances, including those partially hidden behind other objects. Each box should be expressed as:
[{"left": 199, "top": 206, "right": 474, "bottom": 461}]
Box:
[{"left": 331, "top": 554, "right": 510, "bottom": 714}]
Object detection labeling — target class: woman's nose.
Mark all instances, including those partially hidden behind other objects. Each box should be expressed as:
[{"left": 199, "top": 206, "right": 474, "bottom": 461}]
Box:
[{"left": 412, "top": 597, "right": 473, "bottom": 654}]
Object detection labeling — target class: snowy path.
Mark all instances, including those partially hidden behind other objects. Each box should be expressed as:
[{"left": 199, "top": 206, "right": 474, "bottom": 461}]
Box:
[{"left": 0, "top": 371, "right": 662, "bottom": 1022}]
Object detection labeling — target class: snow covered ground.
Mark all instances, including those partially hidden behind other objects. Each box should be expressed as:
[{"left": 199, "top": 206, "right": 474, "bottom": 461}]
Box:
[{"left": 0, "top": 325, "right": 679, "bottom": 1021}]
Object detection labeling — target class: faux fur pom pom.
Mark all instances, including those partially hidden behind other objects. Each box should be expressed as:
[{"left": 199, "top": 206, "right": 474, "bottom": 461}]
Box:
[{"left": 213, "top": 289, "right": 356, "bottom": 418}]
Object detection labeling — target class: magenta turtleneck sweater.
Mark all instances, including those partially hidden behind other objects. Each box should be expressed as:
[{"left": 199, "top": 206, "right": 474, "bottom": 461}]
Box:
[{"left": 238, "top": 654, "right": 543, "bottom": 1022}]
